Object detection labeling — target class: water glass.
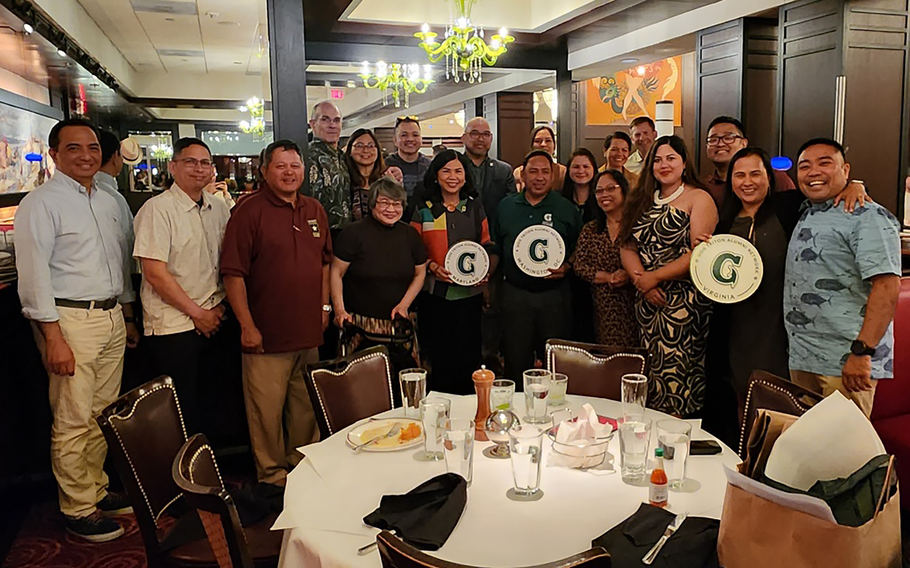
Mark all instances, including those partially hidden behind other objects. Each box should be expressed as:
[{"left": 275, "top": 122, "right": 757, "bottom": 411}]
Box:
[
  {"left": 419, "top": 398, "right": 451, "bottom": 461},
  {"left": 443, "top": 419, "right": 474, "bottom": 486},
  {"left": 399, "top": 368, "right": 427, "bottom": 419},
  {"left": 657, "top": 419, "right": 692, "bottom": 488},
  {"left": 523, "top": 370, "right": 551, "bottom": 424},
  {"left": 509, "top": 426, "right": 544, "bottom": 497},
  {"left": 490, "top": 379, "right": 516, "bottom": 412},
  {"left": 547, "top": 373, "right": 568, "bottom": 406},
  {"left": 619, "top": 417, "right": 652, "bottom": 483},
  {"left": 621, "top": 373, "right": 648, "bottom": 420}
]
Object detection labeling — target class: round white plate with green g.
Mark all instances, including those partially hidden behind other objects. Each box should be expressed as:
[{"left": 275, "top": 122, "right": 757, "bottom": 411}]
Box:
[{"left": 691, "top": 234, "right": 763, "bottom": 304}]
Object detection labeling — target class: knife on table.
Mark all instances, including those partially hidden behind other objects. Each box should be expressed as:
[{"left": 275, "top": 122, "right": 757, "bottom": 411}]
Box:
[{"left": 642, "top": 512, "right": 687, "bottom": 565}]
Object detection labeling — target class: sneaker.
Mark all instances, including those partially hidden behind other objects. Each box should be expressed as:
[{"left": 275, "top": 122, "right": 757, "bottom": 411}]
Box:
[
  {"left": 65, "top": 511, "right": 124, "bottom": 543},
  {"left": 96, "top": 492, "right": 133, "bottom": 516}
]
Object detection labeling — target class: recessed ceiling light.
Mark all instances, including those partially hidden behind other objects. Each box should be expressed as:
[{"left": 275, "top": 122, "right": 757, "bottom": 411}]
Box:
[
  {"left": 218, "top": 21, "right": 241, "bottom": 26},
  {"left": 620, "top": 58, "right": 638, "bottom": 64},
  {"left": 57, "top": 48, "right": 67, "bottom": 57},
  {"left": 233, "top": 61, "right": 243, "bottom": 65},
  {"left": 165, "top": 17, "right": 175, "bottom": 22},
  {"left": 23, "top": 23, "right": 34, "bottom": 34}
]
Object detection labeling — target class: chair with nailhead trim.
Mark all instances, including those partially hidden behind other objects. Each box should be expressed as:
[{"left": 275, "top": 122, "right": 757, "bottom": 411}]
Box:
[
  {"left": 545, "top": 339, "right": 649, "bottom": 401},
  {"left": 738, "top": 370, "right": 823, "bottom": 458}
]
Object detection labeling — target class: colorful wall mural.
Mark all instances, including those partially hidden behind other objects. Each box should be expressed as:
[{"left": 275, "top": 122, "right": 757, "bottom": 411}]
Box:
[{"left": 585, "top": 56, "right": 683, "bottom": 126}]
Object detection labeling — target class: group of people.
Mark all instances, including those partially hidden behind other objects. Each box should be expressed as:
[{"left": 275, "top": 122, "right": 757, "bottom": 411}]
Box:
[{"left": 13, "top": 101, "right": 901, "bottom": 544}]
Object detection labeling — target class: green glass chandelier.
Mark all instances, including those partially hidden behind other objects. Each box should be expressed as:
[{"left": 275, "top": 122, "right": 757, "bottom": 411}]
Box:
[
  {"left": 414, "top": 0, "right": 514, "bottom": 83},
  {"left": 359, "top": 62, "right": 434, "bottom": 108},
  {"left": 239, "top": 96, "right": 266, "bottom": 139}
]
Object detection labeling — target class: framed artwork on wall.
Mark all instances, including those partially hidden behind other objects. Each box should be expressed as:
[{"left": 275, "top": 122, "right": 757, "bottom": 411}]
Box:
[
  {"left": 585, "top": 56, "right": 683, "bottom": 126},
  {"left": 0, "top": 101, "right": 57, "bottom": 195}
]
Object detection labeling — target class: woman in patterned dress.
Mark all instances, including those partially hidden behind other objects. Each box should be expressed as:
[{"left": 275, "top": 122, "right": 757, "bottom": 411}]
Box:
[
  {"left": 619, "top": 136, "right": 718, "bottom": 416},
  {"left": 573, "top": 169, "right": 638, "bottom": 347}
]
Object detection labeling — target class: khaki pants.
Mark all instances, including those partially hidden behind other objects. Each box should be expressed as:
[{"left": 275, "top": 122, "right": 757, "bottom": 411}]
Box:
[
  {"left": 33, "top": 305, "right": 126, "bottom": 518},
  {"left": 242, "top": 348, "right": 320, "bottom": 485},
  {"left": 790, "top": 369, "right": 877, "bottom": 419}
]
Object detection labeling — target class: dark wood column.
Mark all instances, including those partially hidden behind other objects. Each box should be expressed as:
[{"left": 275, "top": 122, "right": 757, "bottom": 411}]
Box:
[
  {"left": 267, "top": 0, "right": 308, "bottom": 150},
  {"left": 483, "top": 92, "right": 534, "bottom": 168}
]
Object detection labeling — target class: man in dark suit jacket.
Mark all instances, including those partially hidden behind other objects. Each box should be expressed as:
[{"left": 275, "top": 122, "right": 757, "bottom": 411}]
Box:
[{"left": 461, "top": 117, "right": 516, "bottom": 375}]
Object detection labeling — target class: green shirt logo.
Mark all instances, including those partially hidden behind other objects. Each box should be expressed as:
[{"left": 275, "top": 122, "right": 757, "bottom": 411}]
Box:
[
  {"left": 529, "top": 239, "right": 549, "bottom": 262},
  {"left": 712, "top": 252, "right": 743, "bottom": 286}
]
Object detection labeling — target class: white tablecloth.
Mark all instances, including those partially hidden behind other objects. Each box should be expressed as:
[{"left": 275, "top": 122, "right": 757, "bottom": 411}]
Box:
[{"left": 274, "top": 393, "right": 740, "bottom": 568}]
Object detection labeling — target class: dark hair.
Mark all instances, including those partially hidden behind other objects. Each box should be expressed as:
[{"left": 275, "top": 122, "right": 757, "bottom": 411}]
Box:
[
  {"left": 604, "top": 131, "right": 632, "bottom": 150},
  {"left": 530, "top": 125, "right": 556, "bottom": 149},
  {"left": 99, "top": 129, "right": 121, "bottom": 165},
  {"left": 561, "top": 147, "right": 598, "bottom": 201},
  {"left": 630, "top": 116, "right": 655, "bottom": 131},
  {"left": 173, "top": 137, "right": 211, "bottom": 160},
  {"left": 717, "top": 147, "right": 777, "bottom": 233},
  {"left": 591, "top": 169, "right": 631, "bottom": 233},
  {"left": 422, "top": 149, "right": 476, "bottom": 203},
  {"left": 620, "top": 135, "right": 705, "bottom": 243},
  {"left": 708, "top": 116, "right": 745, "bottom": 137},
  {"left": 394, "top": 116, "right": 420, "bottom": 133},
  {"left": 797, "top": 137, "right": 846, "bottom": 161},
  {"left": 345, "top": 129, "right": 385, "bottom": 189},
  {"left": 522, "top": 149, "right": 554, "bottom": 169},
  {"left": 263, "top": 139, "right": 302, "bottom": 169},
  {"left": 48, "top": 117, "right": 99, "bottom": 150}
]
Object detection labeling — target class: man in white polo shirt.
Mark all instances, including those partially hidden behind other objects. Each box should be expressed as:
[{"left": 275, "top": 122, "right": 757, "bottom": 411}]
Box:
[{"left": 133, "top": 138, "right": 231, "bottom": 430}]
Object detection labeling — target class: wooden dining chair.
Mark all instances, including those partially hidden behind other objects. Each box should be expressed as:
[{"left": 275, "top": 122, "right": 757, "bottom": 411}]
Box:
[
  {"left": 738, "top": 370, "right": 823, "bottom": 458},
  {"left": 376, "top": 531, "right": 611, "bottom": 568},
  {"left": 305, "top": 345, "right": 395, "bottom": 438},
  {"left": 545, "top": 339, "right": 649, "bottom": 401}
]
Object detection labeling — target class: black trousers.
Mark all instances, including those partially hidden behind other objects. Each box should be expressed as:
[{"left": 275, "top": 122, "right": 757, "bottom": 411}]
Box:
[
  {"left": 501, "top": 280, "right": 573, "bottom": 384},
  {"left": 420, "top": 293, "right": 484, "bottom": 395},
  {"left": 144, "top": 329, "right": 217, "bottom": 433}
]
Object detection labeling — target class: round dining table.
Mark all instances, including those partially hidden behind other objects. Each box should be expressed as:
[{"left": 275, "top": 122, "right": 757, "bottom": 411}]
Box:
[{"left": 273, "top": 392, "right": 741, "bottom": 568}]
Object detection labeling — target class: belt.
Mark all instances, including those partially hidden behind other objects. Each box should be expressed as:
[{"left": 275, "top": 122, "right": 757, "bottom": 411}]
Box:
[{"left": 55, "top": 298, "right": 118, "bottom": 311}]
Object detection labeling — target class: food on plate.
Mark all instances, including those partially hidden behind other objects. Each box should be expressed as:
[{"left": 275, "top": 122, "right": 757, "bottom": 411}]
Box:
[
  {"left": 399, "top": 422, "right": 422, "bottom": 442},
  {"left": 357, "top": 421, "right": 422, "bottom": 449}
]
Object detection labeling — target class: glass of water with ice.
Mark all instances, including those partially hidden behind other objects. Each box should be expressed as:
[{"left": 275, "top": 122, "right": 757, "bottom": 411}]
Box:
[
  {"left": 619, "top": 417, "right": 652, "bottom": 483},
  {"left": 657, "top": 419, "right": 692, "bottom": 488},
  {"left": 523, "top": 370, "right": 551, "bottom": 424},
  {"left": 399, "top": 368, "right": 427, "bottom": 419},
  {"left": 418, "top": 398, "right": 451, "bottom": 461},
  {"left": 509, "top": 425, "right": 544, "bottom": 499},
  {"left": 443, "top": 419, "right": 475, "bottom": 486}
]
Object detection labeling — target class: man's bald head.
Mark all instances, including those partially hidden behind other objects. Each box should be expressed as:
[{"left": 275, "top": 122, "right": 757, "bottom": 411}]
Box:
[
  {"left": 309, "top": 101, "right": 342, "bottom": 145},
  {"left": 462, "top": 117, "right": 493, "bottom": 160}
]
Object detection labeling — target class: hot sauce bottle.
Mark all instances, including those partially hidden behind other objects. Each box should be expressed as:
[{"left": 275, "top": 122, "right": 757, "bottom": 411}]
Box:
[{"left": 649, "top": 447, "right": 668, "bottom": 508}]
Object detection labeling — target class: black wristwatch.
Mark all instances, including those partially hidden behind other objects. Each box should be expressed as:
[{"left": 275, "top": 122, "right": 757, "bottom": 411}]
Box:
[{"left": 850, "top": 340, "right": 876, "bottom": 357}]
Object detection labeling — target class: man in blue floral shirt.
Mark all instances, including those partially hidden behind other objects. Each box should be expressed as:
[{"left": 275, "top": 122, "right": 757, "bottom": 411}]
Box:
[
  {"left": 304, "top": 101, "right": 351, "bottom": 236},
  {"left": 784, "top": 138, "right": 901, "bottom": 418}
]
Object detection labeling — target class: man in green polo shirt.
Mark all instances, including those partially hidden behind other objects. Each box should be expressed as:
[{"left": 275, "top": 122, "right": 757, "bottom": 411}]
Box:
[{"left": 490, "top": 150, "right": 582, "bottom": 382}]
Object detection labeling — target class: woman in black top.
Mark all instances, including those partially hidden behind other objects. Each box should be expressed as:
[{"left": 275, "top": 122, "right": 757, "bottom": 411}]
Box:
[{"left": 560, "top": 148, "right": 599, "bottom": 224}]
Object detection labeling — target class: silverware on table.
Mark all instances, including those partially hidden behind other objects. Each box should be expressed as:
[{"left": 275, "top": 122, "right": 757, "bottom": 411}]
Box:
[
  {"left": 642, "top": 512, "right": 687, "bottom": 565},
  {"left": 352, "top": 424, "right": 401, "bottom": 453},
  {"left": 357, "top": 540, "right": 378, "bottom": 555}
]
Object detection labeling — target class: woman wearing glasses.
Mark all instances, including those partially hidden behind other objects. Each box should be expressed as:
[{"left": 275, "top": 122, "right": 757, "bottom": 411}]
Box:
[
  {"left": 410, "top": 150, "right": 492, "bottom": 394},
  {"left": 572, "top": 170, "right": 638, "bottom": 347},
  {"left": 344, "top": 128, "right": 403, "bottom": 221},
  {"left": 331, "top": 178, "right": 427, "bottom": 372}
]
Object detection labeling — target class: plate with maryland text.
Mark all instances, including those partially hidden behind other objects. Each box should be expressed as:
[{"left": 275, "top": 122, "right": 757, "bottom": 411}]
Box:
[
  {"left": 512, "top": 225, "right": 566, "bottom": 277},
  {"left": 690, "top": 234, "right": 763, "bottom": 304},
  {"left": 444, "top": 241, "right": 490, "bottom": 286},
  {"left": 346, "top": 419, "right": 424, "bottom": 452}
]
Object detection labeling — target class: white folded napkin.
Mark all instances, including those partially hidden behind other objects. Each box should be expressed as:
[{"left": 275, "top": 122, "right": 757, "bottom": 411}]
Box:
[{"left": 549, "top": 404, "right": 614, "bottom": 469}]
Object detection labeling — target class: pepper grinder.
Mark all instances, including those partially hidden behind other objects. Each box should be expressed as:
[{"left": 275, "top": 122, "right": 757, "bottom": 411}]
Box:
[{"left": 472, "top": 365, "right": 495, "bottom": 442}]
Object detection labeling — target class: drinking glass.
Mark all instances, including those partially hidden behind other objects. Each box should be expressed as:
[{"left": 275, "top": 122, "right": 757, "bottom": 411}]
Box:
[
  {"left": 399, "top": 368, "right": 427, "bottom": 419},
  {"left": 509, "top": 426, "right": 544, "bottom": 498},
  {"left": 548, "top": 373, "right": 568, "bottom": 407},
  {"left": 443, "top": 419, "right": 474, "bottom": 486},
  {"left": 490, "top": 379, "right": 516, "bottom": 412},
  {"left": 619, "top": 417, "right": 652, "bottom": 483},
  {"left": 523, "top": 370, "right": 551, "bottom": 424},
  {"left": 418, "top": 398, "right": 451, "bottom": 461},
  {"left": 621, "top": 373, "right": 648, "bottom": 420},
  {"left": 657, "top": 419, "right": 692, "bottom": 488}
]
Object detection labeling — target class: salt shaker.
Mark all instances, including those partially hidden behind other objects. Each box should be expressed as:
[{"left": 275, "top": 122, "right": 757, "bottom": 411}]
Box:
[{"left": 472, "top": 365, "right": 495, "bottom": 441}]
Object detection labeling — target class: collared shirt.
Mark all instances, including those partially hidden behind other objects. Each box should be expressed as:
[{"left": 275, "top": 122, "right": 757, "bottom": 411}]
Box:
[
  {"left": 597, "top": 164, "right": 639, "bottom": 188},
  {"left": 625, "top": 150, "right": 644, "bottom": 175},
  {"left": 15, "top": 170, "right": 128, "bottom": 322},
  {"left": 491, "top": 190, "right": 582, "bottom": 292},
  {"left": 385, "top": 152, "right": 432, "bottom": 199},
  {"left": 133, "top": 184, "right": 231, "bottom": 335},
  {"left": 304, "top": 138, "right": 351, "bottom": 231},
  {"left": 95, "top": 171, "right": 136, "bottom": 302},
  {"left": 784, "top": 198, "right": 901, "bottom": 379},
  {"left": 220, "top": 186, "right": 332, "bottom": 353},
  {"left": 704, "top": 168, "right": 796, "bottom": 209}
]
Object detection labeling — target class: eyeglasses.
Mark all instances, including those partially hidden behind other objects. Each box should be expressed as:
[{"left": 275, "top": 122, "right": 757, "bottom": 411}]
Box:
[
  {"left": 595, "top": 184, "right": 621, "bottom": 195},
  {"left": 352, "top": 143, "right": 377, "bottom": 151},
  {"left": 467, "top": 130, "right": 493, "bottom": 140},
  {"left": 317, "top": 115, "right": 342, "bottom": 125},
  {"left": 174, "top": 158, "right": 213, "bottom": 169},
  {"left": 706, "top": 133, "right": 744, "bottom": 147},
  {"left": 375, "top": 199, "right": 404, "bottom": 210}
]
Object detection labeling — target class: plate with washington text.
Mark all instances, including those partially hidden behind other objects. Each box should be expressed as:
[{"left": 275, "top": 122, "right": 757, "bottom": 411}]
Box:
[
  {"left": 512, "top": 225, "right": 566, "bottom": 277},
  {"left": 691, "top": 234, "right": 763, "bottom": 304},
  {"left": 444, "top": 241, "right": 490, "bottom": 286}
]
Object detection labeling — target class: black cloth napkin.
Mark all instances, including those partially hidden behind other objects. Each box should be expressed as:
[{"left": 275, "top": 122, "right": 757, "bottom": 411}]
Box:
[
  {"left": 363, "top": 473, "right": 467, "bottom": 551},
  {"left": 592, "top": 503, "right": 720, "bottom": 568}
]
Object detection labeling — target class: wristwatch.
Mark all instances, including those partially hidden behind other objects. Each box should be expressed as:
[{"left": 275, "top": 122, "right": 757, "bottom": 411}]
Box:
[
  {"left": 322, "top": 304, "right": 333, "bottom": 313},
  {"left": 850, "top": 339, "right": 876, "bottom": 357}
]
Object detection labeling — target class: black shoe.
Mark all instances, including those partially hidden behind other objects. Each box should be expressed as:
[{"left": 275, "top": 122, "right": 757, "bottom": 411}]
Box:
[
  {"left": 65, "top": 512, "right": 125, "bottom": 543},
  {"left": 96, "top": 492, "right": 133, "bottom": 516}
]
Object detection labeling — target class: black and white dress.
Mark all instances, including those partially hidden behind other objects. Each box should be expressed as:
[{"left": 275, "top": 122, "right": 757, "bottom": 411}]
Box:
[{"left": 631, "top": 202, "right": 712, "bottom": 416}]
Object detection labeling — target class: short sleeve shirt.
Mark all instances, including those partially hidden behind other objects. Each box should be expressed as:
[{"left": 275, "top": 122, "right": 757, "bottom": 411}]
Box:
[
  {"left": 783, "top": 199, "right": 901, "bottom": 378},
  {"left": 220, "top": 188, "right": 332, "bottom": 353},
  {"left": 303, "top": 138, "right": 351, "bottom": 230},
  {"left": 385, "top": 153, "right": 431, "bottom": 199},
  {"left": 133, "top": 184, "right": 231, "bottom": 335},
  {"left": 334, "top": 215, "right": 427, "bottom": 319}
]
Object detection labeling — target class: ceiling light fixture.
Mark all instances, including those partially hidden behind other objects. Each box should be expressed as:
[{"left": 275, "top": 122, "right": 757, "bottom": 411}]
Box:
[
  {"left": 23, "top": 23, "right": 34, "bottom": 34},
  {"left": 620, "top": 58, "right": 638, "bottom": 64},
  {"left": 149, "top": 142, "right": 173, "bottom": 161},
  {"left": 358, "top": 62, "right": 434, "bottom": 108},
  {"left": 57, "top": 48, "right": 67, "bottom": 57},
  {"left": 414, "top": 0, "right": 514, "bottom": 83},
  {"left": 238, "top": 96, "right": 266, "bottom": 138}
]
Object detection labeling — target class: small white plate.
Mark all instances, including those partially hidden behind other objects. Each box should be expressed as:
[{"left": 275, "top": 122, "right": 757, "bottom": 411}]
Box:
[
  {"left": 512, "top": 225, "right": 566, "bottom": 277},
  {"left": 346, "top": 418, "right": 424, "bottom": 452},
  {"left": 444, "top": 241, "right": 490, "bottom": 287}
]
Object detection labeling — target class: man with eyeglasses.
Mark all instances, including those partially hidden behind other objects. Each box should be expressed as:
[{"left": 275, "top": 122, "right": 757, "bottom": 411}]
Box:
[
  {"left": 304, "top": 101, "right": 351, "bottom": 237},
  {"left": 703, "top": 116, "right": 796, "bottom": 208},
  {"left": 385, "top": 116, "right": 431, "bottom": 202},
  {"left": 133, "top": 138, "right": 231, "bottom": 432}
]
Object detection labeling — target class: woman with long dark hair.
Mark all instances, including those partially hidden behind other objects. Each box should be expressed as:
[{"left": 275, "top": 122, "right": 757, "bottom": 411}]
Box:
[
  {"left": 560, "top": 148, "right": 599, "bottom": 224},
  {"left": 513, "top": 125, "right": 566, "bottom": 191},
  {"left": 345, "top": 129, "right": 403, "bottom": 220},
  {"left": 411, "top": 150, "right": 492, "bottom": 394},
  {"left": 619, "top": 135, "right": 718, "bottom": 416}
]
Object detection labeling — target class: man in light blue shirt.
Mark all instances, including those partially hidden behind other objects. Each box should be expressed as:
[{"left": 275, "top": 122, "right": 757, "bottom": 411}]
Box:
[
  {"left": 784, "top": 138, "right": 901, "bottom": 418},
  {"left": 15, "top": 118, "right": 132, "bottom": 542}
]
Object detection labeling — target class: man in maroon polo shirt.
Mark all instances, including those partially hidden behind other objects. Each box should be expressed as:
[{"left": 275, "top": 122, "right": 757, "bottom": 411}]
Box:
[{"left": 221, "top": 139, "right": 331, "bottom": 488}]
